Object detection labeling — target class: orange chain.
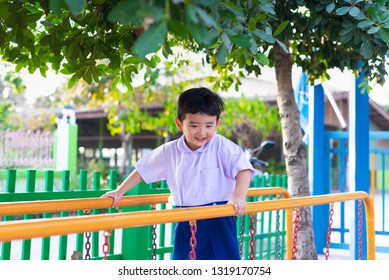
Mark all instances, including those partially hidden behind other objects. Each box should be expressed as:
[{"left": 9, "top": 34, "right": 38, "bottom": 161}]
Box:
[
  {"left": 325, "top": 203, "right": 334, "bottom": 260},
  {"left": 189, "top": 221, "right": 197, "bottom": 260},
  {"left": 357, "top": 200, "right": 363, "bottom": 260},
  {"left": 291, "top": 208, "right": 300, "bottom": 260},
  {"left": 102, "top": 230, "right": 111, "bottom": 260}
]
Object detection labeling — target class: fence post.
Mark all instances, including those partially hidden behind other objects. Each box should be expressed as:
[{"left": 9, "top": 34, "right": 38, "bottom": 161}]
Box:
[
  {"left": 0, "top": 169, "right": 16, "bottom": 260},
  {"left": 21, "top": 169, "right": 36, "bottom": 260},
  {"left": 121, "top": 181, "right": 152, "bottom": 260},
  {"left": 58, "top": 170, "right": 70, "bottom": 260},
  {"left": 41, "top": 170, "right": 54, "bottom": 260}
]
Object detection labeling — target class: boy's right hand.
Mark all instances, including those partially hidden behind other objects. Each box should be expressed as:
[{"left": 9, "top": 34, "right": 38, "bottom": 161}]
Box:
[{"left": 101, "top": 190, "right": 123, "bottom": 208}]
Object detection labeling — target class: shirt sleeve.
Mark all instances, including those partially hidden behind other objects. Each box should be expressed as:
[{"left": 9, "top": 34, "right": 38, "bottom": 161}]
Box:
[
  {"left": 135, "top": 144, "right": 168, "bottom": 183},
  {"left": 219, "top": 136, "right": 255, "bottom": 179}
]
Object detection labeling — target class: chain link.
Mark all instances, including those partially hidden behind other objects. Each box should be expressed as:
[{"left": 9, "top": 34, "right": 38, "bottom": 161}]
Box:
[
  {"left": 325, "top": 203, "right": 334, "bottom": 260},
  {"left": 151, "top": 204, "right": 157, "bottom": 260},
  {"left": 239, "top": 215, "right": 245, "bottom": 259},
  {"left": 249, "top": 214, "right": 256, "bottom": 260},
  {"left": 189, "top": 221, "right": 197, "bottom": 260},
  {"left": 291, "top": 208, "right": 300, "bottom": 260},
  {"left": 84, "top": 209, "right": 92, "bottom": 260},
  {"left": 102, "top": 230, "right": 111, "bottom": 260},
  {"left": 357, "top": 200, "right": 363, "bottom": 260}
]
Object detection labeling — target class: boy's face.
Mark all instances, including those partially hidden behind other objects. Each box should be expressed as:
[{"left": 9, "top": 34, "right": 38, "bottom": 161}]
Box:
[{"left": 174, "top": 113, "right": 220, "bottom": 151}]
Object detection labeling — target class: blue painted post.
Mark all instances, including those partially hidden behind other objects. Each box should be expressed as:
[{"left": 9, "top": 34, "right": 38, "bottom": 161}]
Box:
[
  {"left": 348, "top": 66, "right": 369, "bottom": 259},
  {"left": 309, "top": 84, "right": 329, "bottom": 254}
]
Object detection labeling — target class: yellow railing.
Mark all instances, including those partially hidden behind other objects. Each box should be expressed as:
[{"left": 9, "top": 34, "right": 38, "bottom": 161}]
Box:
[
  {"left": 0, "top": 187, "right": 291, "bottom": 215},
  {"left": 0, "top": 190, "right": 375, "bottom": 259}
]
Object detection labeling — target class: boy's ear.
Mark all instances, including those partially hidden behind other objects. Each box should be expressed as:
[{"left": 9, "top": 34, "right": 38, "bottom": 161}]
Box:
[{"left": 174, "top": 117, "right": 183, "bottom": 131}]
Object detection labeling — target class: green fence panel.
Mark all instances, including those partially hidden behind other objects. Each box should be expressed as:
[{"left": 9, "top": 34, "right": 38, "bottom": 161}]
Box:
[{"left": 0, "top": 168, "right": 287, "bottom": 260}]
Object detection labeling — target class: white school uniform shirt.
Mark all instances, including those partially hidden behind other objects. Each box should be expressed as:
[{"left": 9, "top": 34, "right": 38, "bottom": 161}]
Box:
[{"left": 135, "top": 134, "right": 254, "bottom": 206}]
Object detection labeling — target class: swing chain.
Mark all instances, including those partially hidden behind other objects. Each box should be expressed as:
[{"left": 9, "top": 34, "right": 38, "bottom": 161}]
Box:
[
  {"left": 151, "top": 204, "right": 157, "bottom": 260},
  {"left": 291, "top": 208, "right": 300, "bottom": 260},
  {"left": 84, "top": 209, "right": 92, "bottom": 260},
  {"left": 189, "top": 221, "right": 197, "bottom": 260},
  {"left": 276, "top": 209, "right": 281, "bottom": 260},
  {"left": 325, "top": 203, "right": 334, "bottom": 260},
  {"left": 358, "top": 200, "right": 363, "bottom": 260},
  {"left": 249, "top": 214, "right": 256, "bottom": 260},
  {"left": 102, "top": 230, "right": 111, "bottom": 260},
  {"left": 239, "top": 215, "right": 245, "bottom": 259}
]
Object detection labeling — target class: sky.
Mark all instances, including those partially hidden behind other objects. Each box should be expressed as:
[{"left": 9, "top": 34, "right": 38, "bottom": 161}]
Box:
[{"left": 2, "top": 62, "right": 389, "bottom": 106}]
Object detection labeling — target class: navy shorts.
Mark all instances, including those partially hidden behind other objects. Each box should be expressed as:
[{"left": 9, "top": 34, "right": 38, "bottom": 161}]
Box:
[{"left": 172, "top": 201, "right": 240, "bottom": 260}]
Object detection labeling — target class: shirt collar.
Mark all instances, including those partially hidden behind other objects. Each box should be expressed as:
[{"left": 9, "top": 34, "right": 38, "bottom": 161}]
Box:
[{"left": 177, "top": 135, "right": 212, "bottom": 153}]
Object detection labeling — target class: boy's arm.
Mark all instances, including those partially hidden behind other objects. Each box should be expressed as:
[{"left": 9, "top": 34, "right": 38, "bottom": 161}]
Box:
[
  {"left": 228, "top": 169, "right": 252, "bottom": 216},
  {"left": 101, "top": 169, "right": 143, "bottom": 207}
]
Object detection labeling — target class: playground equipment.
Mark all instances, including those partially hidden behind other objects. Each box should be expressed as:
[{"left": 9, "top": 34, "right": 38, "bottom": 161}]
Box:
[{"left": 0, "top": 189, "right": 375, "bottom": 260}]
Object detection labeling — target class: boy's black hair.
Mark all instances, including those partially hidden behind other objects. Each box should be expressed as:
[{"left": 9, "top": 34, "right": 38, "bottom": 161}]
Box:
[{"left": 177, "top": 87, "right": 224, "bottom": 121}]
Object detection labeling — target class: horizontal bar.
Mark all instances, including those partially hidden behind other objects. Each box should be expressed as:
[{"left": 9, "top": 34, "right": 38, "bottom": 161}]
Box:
[
  {"left": 0, "top": 187, "right": 290, "bottom": 216},
  {"left": 0, "top": 191, "right": 375, "bottom": 259}
]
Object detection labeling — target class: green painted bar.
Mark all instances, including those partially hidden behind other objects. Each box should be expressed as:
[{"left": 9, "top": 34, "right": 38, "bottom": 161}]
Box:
[
  {"left": 41, "top": 170, "right": 54, "bottom": 260},
  {"left": 22, "top": 170, "right": 36, "bottom": 260},
  {"left": 58, "top": 170, "right": 70, "bottom": 260},
  {"left": 92, "top": 172, "right": 101, "bottom": 258},
  {"left": 76, "top": 170, "right": 88, "bottom": 254},
  {"left": 1, "top": 170, "right": 16, "bottom": 260}
]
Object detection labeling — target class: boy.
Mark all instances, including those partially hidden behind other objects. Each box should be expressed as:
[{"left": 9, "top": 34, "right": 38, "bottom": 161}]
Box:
[{"left": 102, "top": 87, "right": 254, "bottom": 259}]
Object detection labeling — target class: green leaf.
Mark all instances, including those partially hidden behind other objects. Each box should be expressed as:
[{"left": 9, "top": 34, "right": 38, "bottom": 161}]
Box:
[
  {"left": 357, "top": 20, "right": 373, "bottom": 29},
  {"left": 186, "top": 4, "right": 198, "bottom": 24},
  {"left": 107, "top": 0, "right": 142, "bottom": 25},
  {"left": 190, "top": 23, "right": 208, "bottom": 44},
  {"left": 254, "top": 53, "right": 269, "bottom": 65},
  {"left": 222, "top": 33, "right": 231, "bottom": 49},
  {"left": 378, "top": 29, "right": 389, "bottom": 43},
  {"left": 276, "top": 39, "right": 289, "bottom": 54},
  {"left": 360, "top": 40, "right": 373, "bottom": 59},
  {"left": 349, "top": 7, "right": 360, "bottom": 17},
  {"left": 65, "top": 0, "right": 86, "bottom": 15},
  {"left": 204, "top": 29, "right": 220, "bottom": 47},
  {"left": 336, "top": 7, "right": 350, "bottom": 16},
  {"left": 273, "top": 21, "right": 289, "bottom": 37},
  {"left": 229, "top": 34, "right": 252, "bottom": 48},
  {"left": 367, "top": 26, "right": 380, "bottom": 34},
  {"left": 195, "top": 7, "right": 218, "bottom": 28},
  {"left": 192, "top": 0, "right": 220, "bottom": 6},
  {"left": 216, "top": 42, "right": 228, "bottom": 66},
  {"left": 49, "top": 0, "right": 66, "bottom": 15},
  {"left": 326, "top": 3, "right": 335, "bottom": 13},
  {"left": 133, "top": 21, "right": 168, "bottom": 58},
  {"left": 253, "top": 29, "right": 275, "bottom": 43}
]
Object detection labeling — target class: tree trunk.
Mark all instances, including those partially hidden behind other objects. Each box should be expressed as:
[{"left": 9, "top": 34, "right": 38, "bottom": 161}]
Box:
[{"left": 273, "top": 43, "right": 318, "bottom": 260}]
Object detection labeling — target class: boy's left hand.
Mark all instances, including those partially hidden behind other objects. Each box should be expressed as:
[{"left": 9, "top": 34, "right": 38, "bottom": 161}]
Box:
[{"left": 228, "top": 195, "right": 246, "bottom": 216}]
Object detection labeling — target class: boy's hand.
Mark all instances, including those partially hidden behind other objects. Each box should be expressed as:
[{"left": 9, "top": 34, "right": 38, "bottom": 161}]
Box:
[
  {"left": 227, "top": 195, "right": 247, "bottom": 216},
  {"left": 101, "top": 190, "right": 123, "bottom": 208}
]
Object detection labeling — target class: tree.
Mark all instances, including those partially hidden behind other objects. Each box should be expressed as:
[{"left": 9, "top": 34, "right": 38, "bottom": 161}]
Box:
[{"left": 0, "top": 0, "right": 388, "bottom": 259}]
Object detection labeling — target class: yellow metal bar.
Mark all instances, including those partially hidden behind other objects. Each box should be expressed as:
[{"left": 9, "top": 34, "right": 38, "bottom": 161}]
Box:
[
  {"left": 0, "top": 191, "right": 374, "bottom": 259},
  {"left": 370, "top": 153, "right": 375, "bottom": 204},
  {"left": 0, "top": 187, "right": 290, "bottom": 216}
]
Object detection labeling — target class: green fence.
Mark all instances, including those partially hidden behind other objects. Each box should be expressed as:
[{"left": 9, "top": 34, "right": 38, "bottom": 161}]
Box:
[{"left": 0, "top": 169, "right": 287, "bottom": 260}]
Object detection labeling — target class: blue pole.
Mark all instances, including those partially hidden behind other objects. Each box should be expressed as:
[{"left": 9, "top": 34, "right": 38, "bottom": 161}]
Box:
[
  {"left": 348, "top": 64, "right": 369, "bottom": 259},
  {"left": 309, "top": 84, "right": 329, "bottom": 254}
]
